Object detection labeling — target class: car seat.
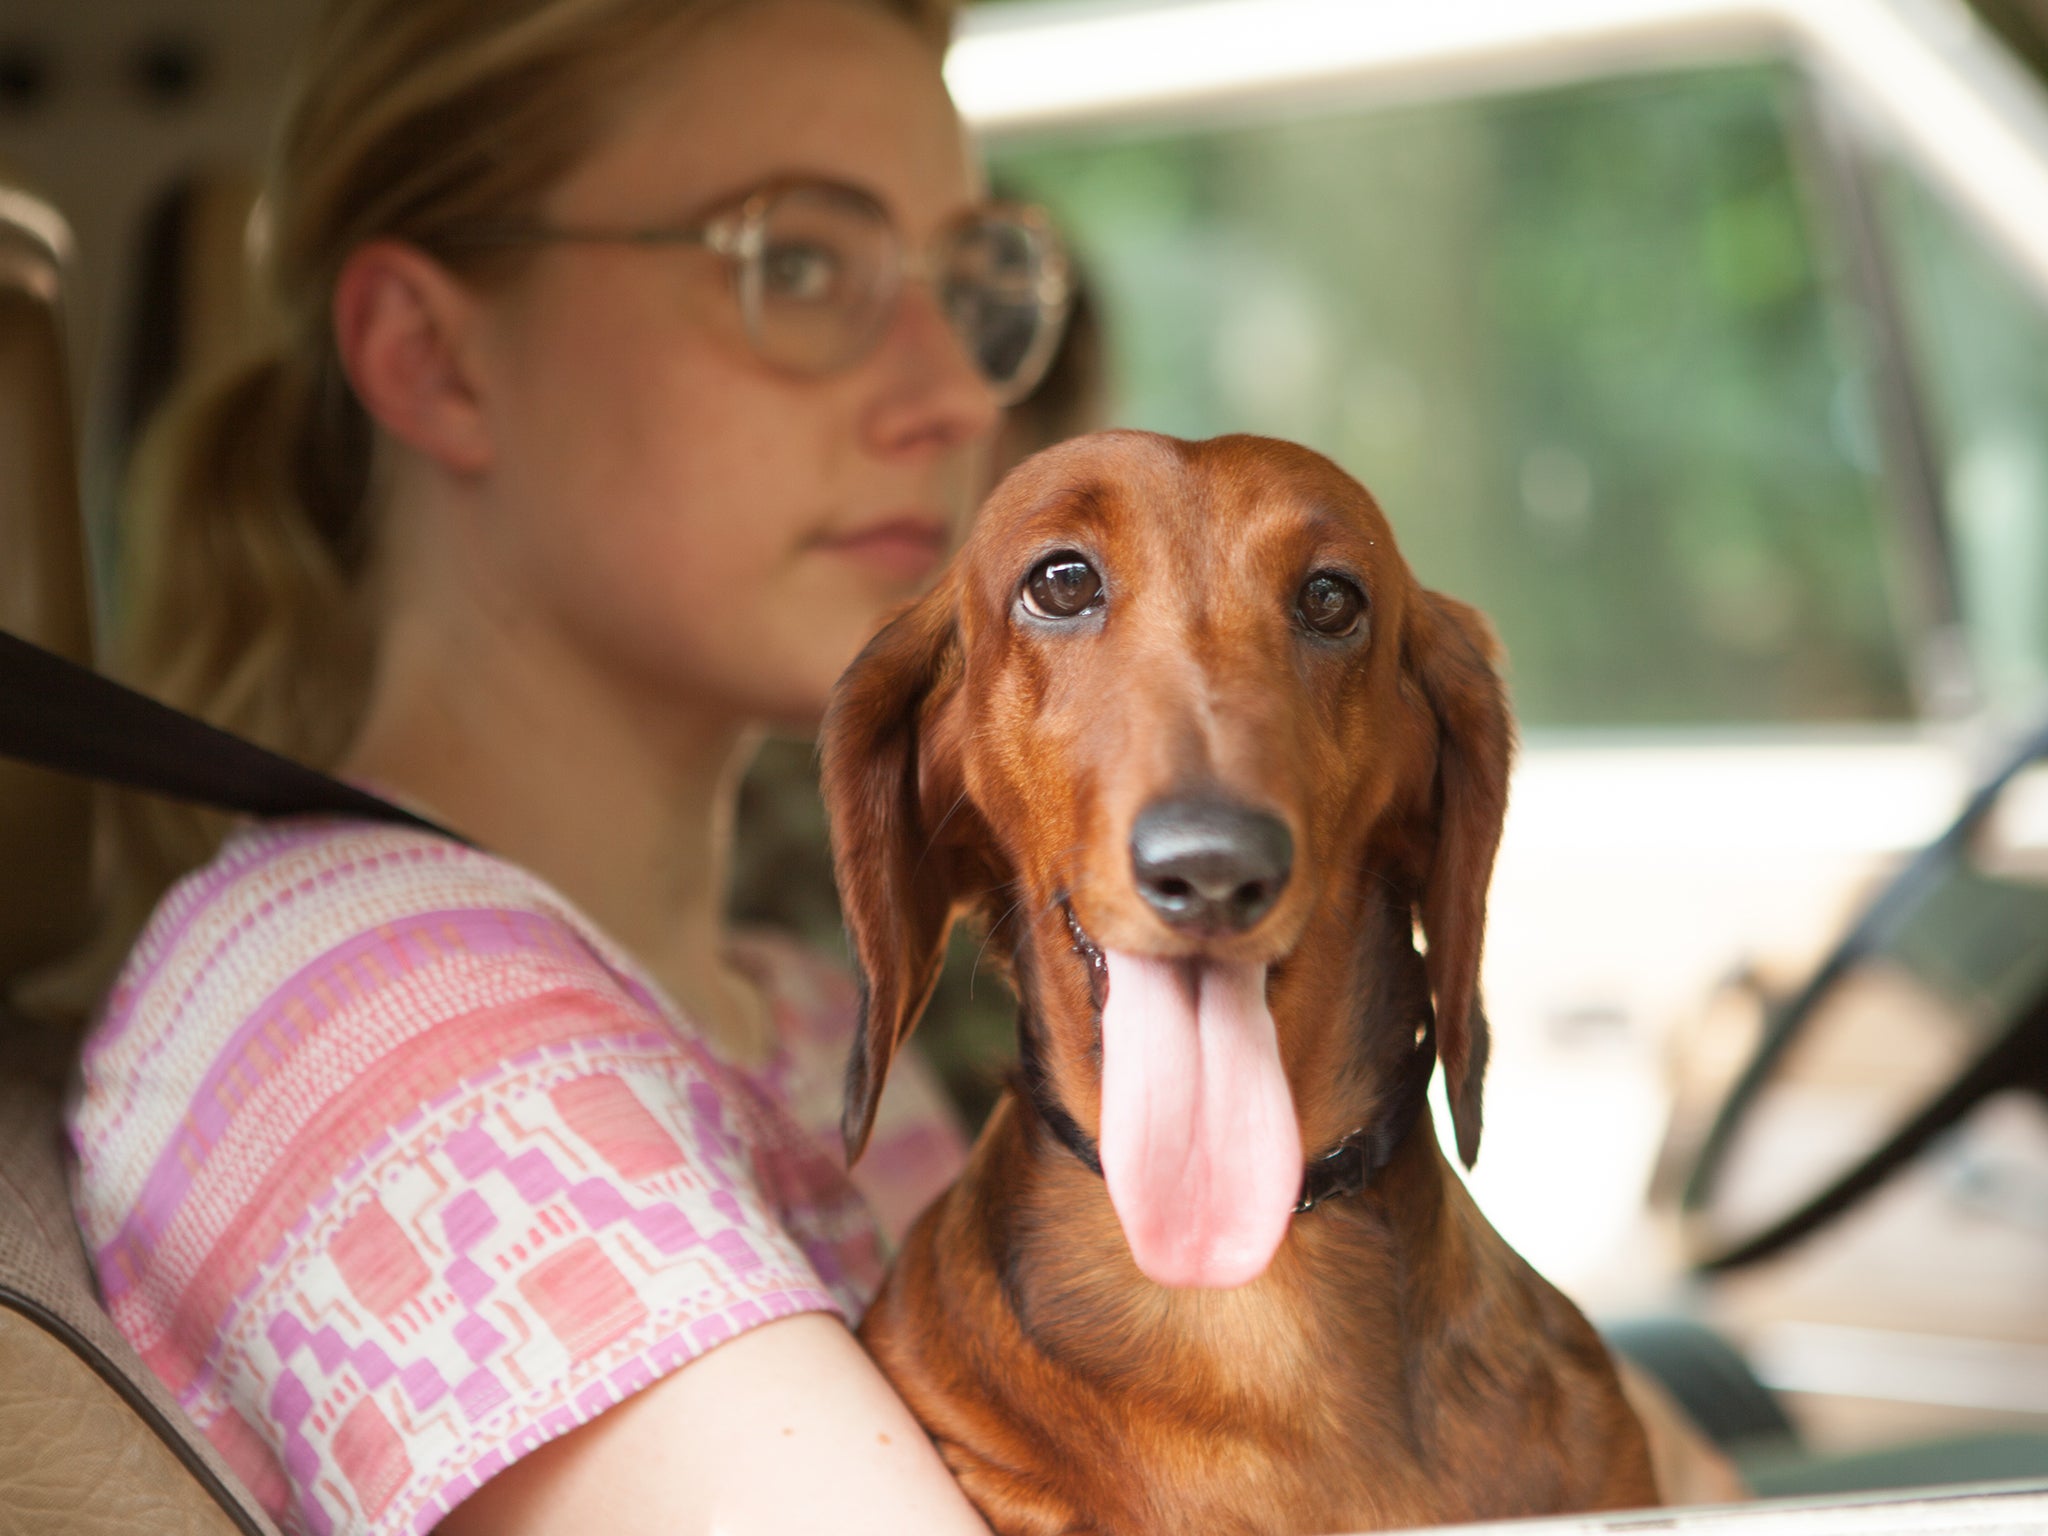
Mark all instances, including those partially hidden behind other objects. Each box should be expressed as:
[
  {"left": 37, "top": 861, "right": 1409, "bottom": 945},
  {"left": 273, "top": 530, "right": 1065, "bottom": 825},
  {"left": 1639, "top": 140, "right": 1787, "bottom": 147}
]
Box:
[{"left": 0, "top": 174, "right": 279, "bottom": 1536}]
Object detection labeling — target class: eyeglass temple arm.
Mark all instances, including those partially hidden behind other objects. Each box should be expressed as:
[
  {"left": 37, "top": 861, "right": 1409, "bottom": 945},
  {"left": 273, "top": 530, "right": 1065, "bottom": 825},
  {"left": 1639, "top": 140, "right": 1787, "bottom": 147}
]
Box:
[{"left": 435, "top": 223, "right": 728, "bottom": 253}]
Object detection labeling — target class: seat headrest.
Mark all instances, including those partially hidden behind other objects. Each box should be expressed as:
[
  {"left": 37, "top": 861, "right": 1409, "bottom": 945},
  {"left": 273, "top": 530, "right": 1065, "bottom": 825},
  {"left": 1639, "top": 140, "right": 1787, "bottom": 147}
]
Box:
[{"left": 0, "top": 183, "right": 95, "bottom": 985}]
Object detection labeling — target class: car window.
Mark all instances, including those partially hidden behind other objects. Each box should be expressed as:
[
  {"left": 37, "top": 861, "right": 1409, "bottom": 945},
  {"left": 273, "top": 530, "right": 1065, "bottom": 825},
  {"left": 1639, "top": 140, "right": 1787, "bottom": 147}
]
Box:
[
  {"left": 990, "top": 65, "right": 1918, "bottom": 729},
  {"left": 1878, "top": 159, "right": 2048, "bottom": 723}
]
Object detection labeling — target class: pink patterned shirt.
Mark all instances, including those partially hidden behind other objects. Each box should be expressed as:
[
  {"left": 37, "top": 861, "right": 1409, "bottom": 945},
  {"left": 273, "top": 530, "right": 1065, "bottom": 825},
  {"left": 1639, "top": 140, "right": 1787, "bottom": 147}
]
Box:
[{"left": 67, "top": 819, "right": 966, "bottom": 1536}]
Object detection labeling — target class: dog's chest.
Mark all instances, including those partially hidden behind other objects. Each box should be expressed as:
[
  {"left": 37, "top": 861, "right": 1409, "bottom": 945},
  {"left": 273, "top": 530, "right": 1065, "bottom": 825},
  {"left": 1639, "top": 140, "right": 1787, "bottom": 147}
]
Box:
[{"left": 990, "top": 1249, "right": 1484, "bottom": 1532}]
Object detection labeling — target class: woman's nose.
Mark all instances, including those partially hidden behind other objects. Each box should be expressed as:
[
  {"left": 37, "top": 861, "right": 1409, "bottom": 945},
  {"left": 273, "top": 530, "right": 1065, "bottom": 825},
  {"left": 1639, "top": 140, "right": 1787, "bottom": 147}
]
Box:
[{"left": 861, "top": 279, "right": 1003, "bottom": 456}]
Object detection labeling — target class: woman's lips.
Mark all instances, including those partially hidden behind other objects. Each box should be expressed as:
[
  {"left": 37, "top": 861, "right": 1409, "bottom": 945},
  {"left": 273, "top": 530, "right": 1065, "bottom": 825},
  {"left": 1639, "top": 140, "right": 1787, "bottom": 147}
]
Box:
[{"left": 815, "top": 517, "right": 950, "bottom": 582}]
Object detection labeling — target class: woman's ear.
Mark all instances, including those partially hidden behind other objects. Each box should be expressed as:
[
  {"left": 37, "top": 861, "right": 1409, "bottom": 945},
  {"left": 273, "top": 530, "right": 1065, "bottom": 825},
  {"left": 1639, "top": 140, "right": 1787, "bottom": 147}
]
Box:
[
  {"left": 820, "top": 581, "right": 985, "bottom": 1166},
  {"left": 332, "top": 239, "right": 493, "bottom": 475},
  {"left": 1406, "top": 589, "right": 1514, "bottom": 1169}
]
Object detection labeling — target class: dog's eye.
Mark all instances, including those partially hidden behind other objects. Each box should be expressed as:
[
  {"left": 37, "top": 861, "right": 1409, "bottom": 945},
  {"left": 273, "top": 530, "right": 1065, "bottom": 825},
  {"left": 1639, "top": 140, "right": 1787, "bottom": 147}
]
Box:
[
  {"left": 1022, "top": 553, "right": 1103, "bottom": 619},
  {"left": 1296, "top": 573, "right": 1367, "bottom": 638}
]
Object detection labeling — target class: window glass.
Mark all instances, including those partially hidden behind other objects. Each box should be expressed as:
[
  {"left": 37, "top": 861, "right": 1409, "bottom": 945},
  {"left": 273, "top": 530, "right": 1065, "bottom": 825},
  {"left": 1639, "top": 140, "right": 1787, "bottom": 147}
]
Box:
[
  {"left": 991, "top": 67, "right": 1915, "bottom": 728},
  {"left": 1879, "top": 163, "right": 2048, "bottom": 722}
]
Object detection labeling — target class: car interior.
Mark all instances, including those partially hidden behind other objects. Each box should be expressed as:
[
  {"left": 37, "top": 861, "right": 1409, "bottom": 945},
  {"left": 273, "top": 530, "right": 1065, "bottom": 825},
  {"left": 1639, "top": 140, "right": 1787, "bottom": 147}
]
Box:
[
  {"left": 3, "top": 2, "right": 2048, "bottom": 1532},
  {"left": 0, "top": 175, "right": 277, "bottom": 1536}
]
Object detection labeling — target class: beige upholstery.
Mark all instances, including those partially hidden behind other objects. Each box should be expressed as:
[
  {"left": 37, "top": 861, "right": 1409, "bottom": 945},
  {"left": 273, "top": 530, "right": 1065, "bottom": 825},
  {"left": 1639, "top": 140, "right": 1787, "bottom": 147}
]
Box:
[
  {"left": 0, "top": 184, "right": 94, "bottom": 983},
  {"left": 0, "top": 1068, "right": 274, "bottom": 1536},
  {"left": 0, "top": 177, "right": 281, "bottom": 1536},
  {"left": 0, "top": 1315, "right": 243, "bottom": 1536}
]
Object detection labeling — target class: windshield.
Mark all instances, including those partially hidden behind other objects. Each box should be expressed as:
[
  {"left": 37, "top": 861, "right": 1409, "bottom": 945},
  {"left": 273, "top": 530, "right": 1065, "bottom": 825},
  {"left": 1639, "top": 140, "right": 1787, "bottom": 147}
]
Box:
[{"left": 992, "top": 64, "right": 1920, "bottom": 729}]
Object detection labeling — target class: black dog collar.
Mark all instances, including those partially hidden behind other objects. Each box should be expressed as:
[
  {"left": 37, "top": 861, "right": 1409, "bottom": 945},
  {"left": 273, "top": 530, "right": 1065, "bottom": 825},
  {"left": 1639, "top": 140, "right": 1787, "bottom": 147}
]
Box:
[{"left": 1291, "top": 1017, "right": 1436, "bottom": 1213}]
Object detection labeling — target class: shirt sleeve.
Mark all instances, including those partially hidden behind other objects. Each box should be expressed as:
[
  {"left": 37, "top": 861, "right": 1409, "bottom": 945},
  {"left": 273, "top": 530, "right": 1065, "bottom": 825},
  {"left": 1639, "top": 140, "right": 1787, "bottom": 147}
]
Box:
[
  {"left": 273, "top": 1017, "right": 849, "bottom": 1536},
  {"left": 73, "top": 830, "right": 868, "bottom": 1536}
]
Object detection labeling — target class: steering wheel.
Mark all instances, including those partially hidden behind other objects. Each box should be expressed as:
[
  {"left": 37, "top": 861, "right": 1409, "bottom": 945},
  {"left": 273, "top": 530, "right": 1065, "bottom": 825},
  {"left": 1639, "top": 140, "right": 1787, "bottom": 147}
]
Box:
[{"left": 1681, "top": 715, "right": 2048, "bottom": 1273}]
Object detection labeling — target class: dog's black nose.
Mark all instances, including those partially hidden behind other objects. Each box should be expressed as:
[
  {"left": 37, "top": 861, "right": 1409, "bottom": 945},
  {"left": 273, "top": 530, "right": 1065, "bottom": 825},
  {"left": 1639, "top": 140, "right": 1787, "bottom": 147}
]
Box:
[{"left": 1130, "top": 798, "right": 1293, "bottom": 935}]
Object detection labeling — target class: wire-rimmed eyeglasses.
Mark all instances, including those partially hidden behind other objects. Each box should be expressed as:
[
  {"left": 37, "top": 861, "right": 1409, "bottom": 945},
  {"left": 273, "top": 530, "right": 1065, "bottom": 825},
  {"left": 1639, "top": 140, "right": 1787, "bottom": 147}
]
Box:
[{"left": 440, "top": 178, "right": 1074, "bottom": 406}]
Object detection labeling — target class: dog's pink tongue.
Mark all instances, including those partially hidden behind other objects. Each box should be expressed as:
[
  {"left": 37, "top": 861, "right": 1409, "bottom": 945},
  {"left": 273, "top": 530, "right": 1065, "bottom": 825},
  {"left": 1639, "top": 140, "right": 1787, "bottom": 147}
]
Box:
[{"left": 1098, "top": 950, "right": 1300, "bottom": 1288}]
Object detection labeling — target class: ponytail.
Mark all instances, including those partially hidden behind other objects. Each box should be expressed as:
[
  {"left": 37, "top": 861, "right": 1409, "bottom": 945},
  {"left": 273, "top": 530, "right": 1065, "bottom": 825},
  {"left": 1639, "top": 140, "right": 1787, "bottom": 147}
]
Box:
[{"left": 106, "top": 338, "right": 373, "bottom": 917}]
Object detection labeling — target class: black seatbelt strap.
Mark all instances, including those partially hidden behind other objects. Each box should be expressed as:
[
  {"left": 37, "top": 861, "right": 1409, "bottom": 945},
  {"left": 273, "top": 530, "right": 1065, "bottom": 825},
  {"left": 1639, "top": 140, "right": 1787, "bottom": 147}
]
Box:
[{"left": 0, "top": 627, "right": 459, "bottom": 840}]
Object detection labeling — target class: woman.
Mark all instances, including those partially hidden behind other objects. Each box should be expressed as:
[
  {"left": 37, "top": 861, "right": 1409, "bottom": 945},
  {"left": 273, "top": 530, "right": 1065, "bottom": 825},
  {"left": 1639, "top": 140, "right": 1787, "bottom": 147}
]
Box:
[{"left": 67, "top": 1, "right": 1069, "bottom": 1531}]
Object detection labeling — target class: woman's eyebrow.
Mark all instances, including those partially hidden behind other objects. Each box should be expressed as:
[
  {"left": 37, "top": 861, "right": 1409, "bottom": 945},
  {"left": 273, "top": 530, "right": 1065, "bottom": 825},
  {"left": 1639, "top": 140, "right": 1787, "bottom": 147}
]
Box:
[
  {"left": 665, "top": 169, "right": 886, "bottom": 226},
  {"left": 682, "top": 172, "right": 996, "bottom": 236}
]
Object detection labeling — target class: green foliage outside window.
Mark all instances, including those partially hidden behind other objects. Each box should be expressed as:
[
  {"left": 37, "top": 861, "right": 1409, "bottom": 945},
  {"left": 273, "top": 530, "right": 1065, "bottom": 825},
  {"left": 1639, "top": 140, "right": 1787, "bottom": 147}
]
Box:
[
  {"left": 737, "top": 64, "right": 2005, "bottom": 1125},
  {"left": 987, "top": 66, "right": 1916, "bottom": 728}
]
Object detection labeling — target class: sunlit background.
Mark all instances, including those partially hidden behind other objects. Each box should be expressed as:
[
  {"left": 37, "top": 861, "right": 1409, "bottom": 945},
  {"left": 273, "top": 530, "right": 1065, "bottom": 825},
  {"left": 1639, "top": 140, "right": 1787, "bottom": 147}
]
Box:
[{"left": 939, "top": 3, "right": 2048, "bottom": 1463}]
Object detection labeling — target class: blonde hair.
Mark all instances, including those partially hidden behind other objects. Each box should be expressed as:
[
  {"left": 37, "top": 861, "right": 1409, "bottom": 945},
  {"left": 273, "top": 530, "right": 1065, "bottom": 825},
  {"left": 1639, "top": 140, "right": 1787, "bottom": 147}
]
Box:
[{"left": 109, "top": 0, "right": 955, "bottom": 916}]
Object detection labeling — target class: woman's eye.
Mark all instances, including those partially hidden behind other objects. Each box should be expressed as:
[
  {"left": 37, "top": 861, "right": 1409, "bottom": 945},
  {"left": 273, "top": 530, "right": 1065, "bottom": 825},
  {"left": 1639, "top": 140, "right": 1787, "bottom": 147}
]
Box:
[
  {"left": 760, "top": 240, "right": 843, "bottom": 303},
  {"left": 1296, "top": 572, "right": 1367, "bottom": 638},
  {"left": 1022, "top": 554, "right": 1103, "bottom": 619}
]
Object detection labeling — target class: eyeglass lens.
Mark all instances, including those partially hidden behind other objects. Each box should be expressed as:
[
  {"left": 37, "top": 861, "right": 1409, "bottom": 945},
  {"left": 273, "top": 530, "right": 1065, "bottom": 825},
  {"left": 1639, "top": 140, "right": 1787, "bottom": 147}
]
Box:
[
  {"left": 942, "top": 216, "right": 1061, "bottom": 400},
  {"left": 738, "top": 185, "right": 1067, "bottom": 401},
  {"left": 741, "top": 184, "right": 896, "bottom": 377}
]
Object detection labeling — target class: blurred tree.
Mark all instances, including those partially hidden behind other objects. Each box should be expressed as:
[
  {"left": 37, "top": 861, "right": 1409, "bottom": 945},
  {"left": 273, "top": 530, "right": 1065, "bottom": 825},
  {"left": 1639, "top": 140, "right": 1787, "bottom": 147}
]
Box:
[{"left": 990, "top": 65, "right": 1914, "bottom": 728}]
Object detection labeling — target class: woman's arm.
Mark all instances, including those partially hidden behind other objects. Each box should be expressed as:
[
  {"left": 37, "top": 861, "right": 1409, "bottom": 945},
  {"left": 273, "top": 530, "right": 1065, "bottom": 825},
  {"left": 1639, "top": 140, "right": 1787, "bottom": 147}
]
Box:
[{"left": 436, "top": 1311, "right": 992, "bottom": 1535}]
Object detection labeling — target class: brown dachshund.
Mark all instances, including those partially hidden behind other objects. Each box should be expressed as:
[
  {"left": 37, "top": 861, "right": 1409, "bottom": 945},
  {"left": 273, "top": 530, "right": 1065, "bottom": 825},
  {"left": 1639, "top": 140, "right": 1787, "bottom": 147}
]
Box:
[{"left": 822, "top": 431, "right": 1658, "bottom": 1534}]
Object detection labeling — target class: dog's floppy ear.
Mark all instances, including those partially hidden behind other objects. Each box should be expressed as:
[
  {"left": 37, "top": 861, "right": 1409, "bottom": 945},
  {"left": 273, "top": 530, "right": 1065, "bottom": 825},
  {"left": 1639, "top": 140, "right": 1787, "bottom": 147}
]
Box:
[
  {"left": 1406, "top": 589, "right": 1514, "bottom": 1168},
  {"left": 820, "top": 583, "right": 977, "bottom": 1167}
]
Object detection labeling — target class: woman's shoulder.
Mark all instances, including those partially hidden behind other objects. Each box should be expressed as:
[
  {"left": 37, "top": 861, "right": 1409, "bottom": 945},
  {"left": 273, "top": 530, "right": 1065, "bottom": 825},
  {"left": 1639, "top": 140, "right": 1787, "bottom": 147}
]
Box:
[
  {"left": 77, "top": 819, "right": 672, "bottom": 1155},
  {"left": 106, "top": 818, "right": 653, "bottom": 1030},
  {"left": 70, "top": 822, "right": 882, "bottom": 1536},
  {"left": 130, "top": 816, "right": 590, "bottom": 950}
]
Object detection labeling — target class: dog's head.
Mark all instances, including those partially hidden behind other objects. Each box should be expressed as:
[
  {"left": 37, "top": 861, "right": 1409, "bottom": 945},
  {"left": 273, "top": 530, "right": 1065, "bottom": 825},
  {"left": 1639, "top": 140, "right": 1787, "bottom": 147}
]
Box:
[{"left": 822, "top": 431, "right": 1512, "bottom": 1286}]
